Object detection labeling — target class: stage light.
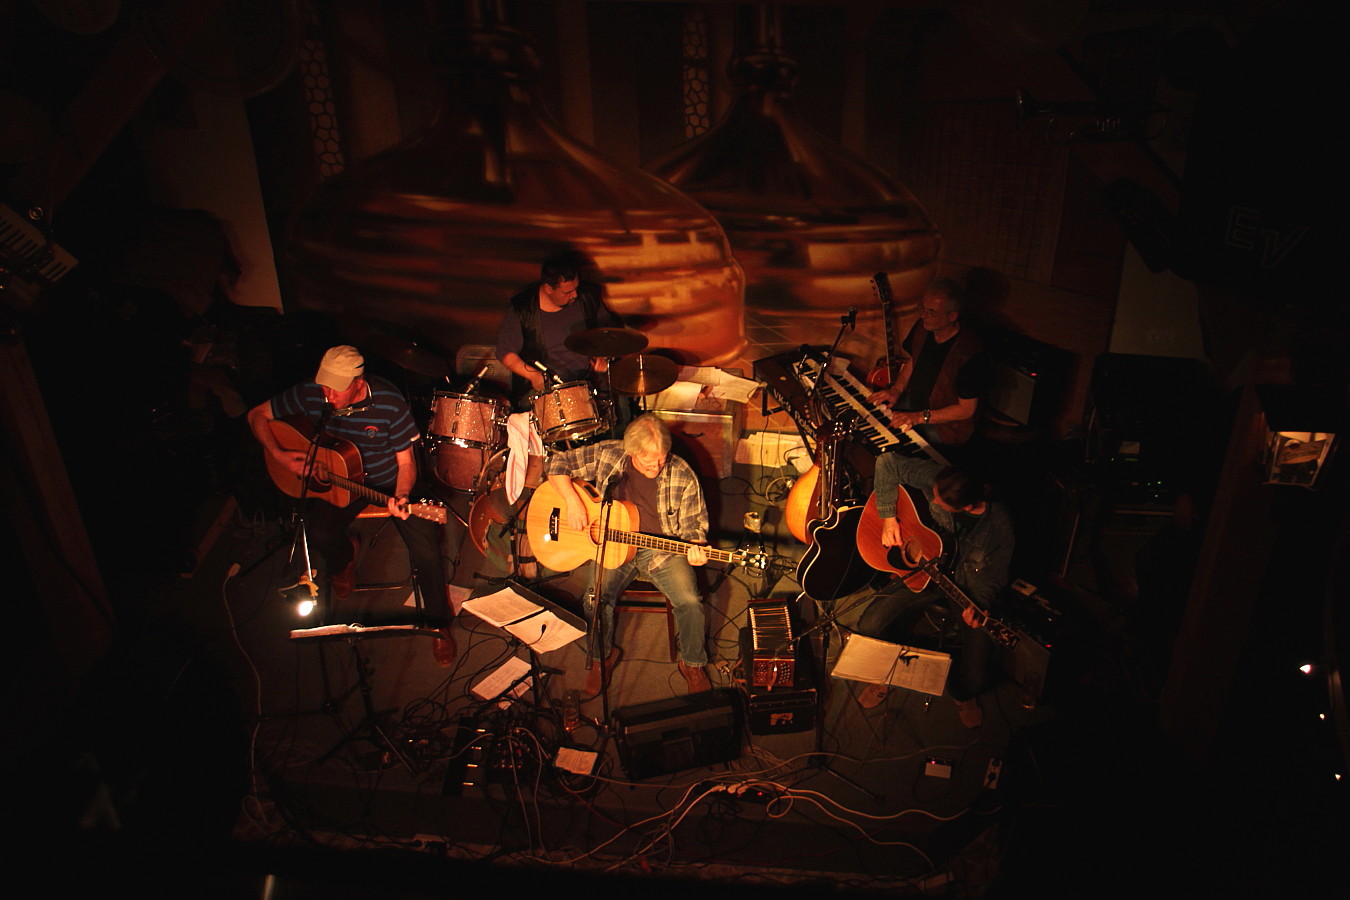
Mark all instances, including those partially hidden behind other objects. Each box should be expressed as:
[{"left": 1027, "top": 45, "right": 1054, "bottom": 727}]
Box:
[{"left": 1300, "top": 663, "right": 1316, "bottom": 676}]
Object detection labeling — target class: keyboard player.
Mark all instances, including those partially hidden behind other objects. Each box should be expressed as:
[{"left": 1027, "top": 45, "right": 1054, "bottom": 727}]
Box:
[{"left": 867, "top": 280, "right": 990, "bottom": 453}]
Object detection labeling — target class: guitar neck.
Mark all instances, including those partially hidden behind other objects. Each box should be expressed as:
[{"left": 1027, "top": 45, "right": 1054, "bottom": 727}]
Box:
[
  {"left": 325, "top": 472, "right": 445, "bottom": 524},
  {"left": 604, "top": 528, "right": 741, "bottom": 564},
  {"left": 922, "top": 561, "right": 1020, "bottom": 648},
  {"left": 872, "top": 272, "right": 899, "bottom": 375}
]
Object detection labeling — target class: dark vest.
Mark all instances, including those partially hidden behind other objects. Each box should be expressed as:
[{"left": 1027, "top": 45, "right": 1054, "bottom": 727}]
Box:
[
  {"left": 907, "top": 322, "right": 983, "bottom": 446},
  {"left": 509, "top": 282, "right": 604, "bottom": 368}
]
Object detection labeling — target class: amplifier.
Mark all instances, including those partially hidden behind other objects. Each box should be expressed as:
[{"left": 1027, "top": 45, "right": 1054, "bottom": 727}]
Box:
[
  {"left": 739, "top": 621, "right": 817, "bottom": 735},
  {"left": 745, "top": 687, "right": 816, "bottom": 735},
  {"left": 613, "top": 691, "right": 740, "bottom": 780}
]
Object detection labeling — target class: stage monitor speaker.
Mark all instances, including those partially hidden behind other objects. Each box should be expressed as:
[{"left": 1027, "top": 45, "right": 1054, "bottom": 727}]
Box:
[{"left": 613, "top": 690, "right": 740, "bottom": 780}]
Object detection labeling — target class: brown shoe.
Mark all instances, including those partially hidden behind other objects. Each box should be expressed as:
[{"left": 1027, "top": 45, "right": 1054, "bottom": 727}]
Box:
[
  {"left": 585, "top": 647, "right": 620, "bottom": 696},
  {"left": 858, "top": 682, "right": 891, "bottom": 709},
  {"left": 432, "top": 627, "right": 456, "bottom": 667},
  {"left": 678, "top": 661, "right": 711, "bottom": 693},
  {"left": 331, "top": 560, "right": 356, "bottom": 599},
  {"left": 954, "top": 697, "right": 983, "bottom": 729}
]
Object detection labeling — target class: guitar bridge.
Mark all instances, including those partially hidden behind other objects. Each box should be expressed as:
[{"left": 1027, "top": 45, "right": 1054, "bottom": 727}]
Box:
[{"left": 546, "top": 507, "right": 559, "bottom": 542}]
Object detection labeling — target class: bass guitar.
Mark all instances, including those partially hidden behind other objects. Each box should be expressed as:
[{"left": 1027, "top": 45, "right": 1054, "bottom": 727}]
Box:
[
  {"left": 865, "top": 272, "right": 903, "bottom": 388},
  {"left": 526, "top": 478, "right": 767, "bottom": 573},
  {"left": 265, "top": 416, "right": 448, "bottom": 524}
]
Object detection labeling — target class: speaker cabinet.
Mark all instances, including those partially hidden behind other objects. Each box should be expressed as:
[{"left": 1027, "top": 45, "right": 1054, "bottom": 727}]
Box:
[{"left": 613, "top": 691, "right": 740, "bottom": 780}]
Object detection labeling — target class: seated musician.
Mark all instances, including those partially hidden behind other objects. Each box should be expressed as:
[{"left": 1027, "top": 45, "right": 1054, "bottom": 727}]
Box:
[
  {"left": 867, "top": 279, "right": 990, "bottom": 451},
  {"left": 495, "top": 251, "right": 622, "bottom": 401},
  {"left": 543, "top": 414, "right": 712, "bottom": 693},
  {"left": 856, "top": 454, "right": 1014, "bottom": 727},
  {"left": 246, "top": 345, "right": 455, "bottom": 665}
]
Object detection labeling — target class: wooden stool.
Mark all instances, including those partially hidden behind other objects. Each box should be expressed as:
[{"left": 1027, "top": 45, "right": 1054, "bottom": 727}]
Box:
[{"left": 615, "top": 580, "right": 678, "bottom": 662}]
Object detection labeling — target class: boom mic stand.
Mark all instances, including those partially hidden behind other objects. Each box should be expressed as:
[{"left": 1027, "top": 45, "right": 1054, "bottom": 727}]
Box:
[{"left": 803, "top": 306, "right": 857, "bottom": 429}]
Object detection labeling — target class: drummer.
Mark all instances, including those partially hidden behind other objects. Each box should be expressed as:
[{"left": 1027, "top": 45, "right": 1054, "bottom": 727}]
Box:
[{"left": 495, "top": 252, "right": 623, "bottom": 404}]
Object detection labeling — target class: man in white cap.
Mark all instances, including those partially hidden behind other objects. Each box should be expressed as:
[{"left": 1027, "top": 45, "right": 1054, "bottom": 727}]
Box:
[{"left": 247, "top": 345, "right": 455, "bottom": 665}]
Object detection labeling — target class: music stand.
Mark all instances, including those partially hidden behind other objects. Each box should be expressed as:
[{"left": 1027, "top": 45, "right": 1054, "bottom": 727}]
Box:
[
  {"left": 462, "top": 581, "right": 588, "bottom": 726},
  {"left": 291, "top": 623, "right": 445, "bottom": 772}
]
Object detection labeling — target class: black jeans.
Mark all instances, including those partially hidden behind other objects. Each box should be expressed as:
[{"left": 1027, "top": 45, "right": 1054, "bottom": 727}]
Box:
[{"left": 303, "top": 497, "right": 450, "bottom": 625}]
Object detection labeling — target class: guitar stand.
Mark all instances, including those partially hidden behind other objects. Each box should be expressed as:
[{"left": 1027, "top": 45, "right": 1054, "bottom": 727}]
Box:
[{"left": 316, "top": 636, "right": 417, "bottom": 773}]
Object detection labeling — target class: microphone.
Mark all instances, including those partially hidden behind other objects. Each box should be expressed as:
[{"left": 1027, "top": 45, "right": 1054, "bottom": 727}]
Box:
[
  {"left": 464, "top": 365, "right": 490, "bottom": 394},
  {"left": 332, "top": 399, "right": 374, "bottom": 417},
  {"left": 532, "top": 359, "right": 562, "bottom": 386},
  {"left": 843, "top": 306, "right": 857, "bottom": 331},
  {"left": 602, "top": 469, "right": 622, "bottom": 502}
]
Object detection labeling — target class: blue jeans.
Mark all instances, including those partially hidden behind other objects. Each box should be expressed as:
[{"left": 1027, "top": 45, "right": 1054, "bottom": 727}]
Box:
[{"left": 588, "top": 549, "right": 707, "bottom": 666}]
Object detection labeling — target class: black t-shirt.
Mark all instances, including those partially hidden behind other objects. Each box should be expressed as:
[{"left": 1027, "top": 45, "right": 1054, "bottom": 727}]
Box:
[
  {"left": 901, "top": 331, "right": 991, "bottom": 410},
  {"left": 616, "top": 465, "right": 665, "bottom": 536}
]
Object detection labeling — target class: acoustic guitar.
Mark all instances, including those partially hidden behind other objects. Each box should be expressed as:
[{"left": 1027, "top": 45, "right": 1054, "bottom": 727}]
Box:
[
  {"left": 526, "top": 478, "right": 766, "bottom": 573},
  {"left": 857, "top": 483, "right": 1022, "bottom": 649},
  {"left": 265, "top": 416, "right": 448, "bottom": 524},
  {"left": 794, "top": 419, "right": 873, "bottom": 602}
]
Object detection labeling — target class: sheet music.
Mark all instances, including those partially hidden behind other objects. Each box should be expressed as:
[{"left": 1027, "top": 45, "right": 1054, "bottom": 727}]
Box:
[
  {"left": 462, "top": 584, "right": 587, "bottom": 653},
  {"left": 471, "top": 657, "right": 533, "bottom": 707},
  {"left": 832, "top": 633, "right": 951, "bottom": 697},
  {"left": 676, "top": 365, "right": 761, "bottom": 404},
  {"left": 462, "top": 586, "right": 542, "bottom": 627}
]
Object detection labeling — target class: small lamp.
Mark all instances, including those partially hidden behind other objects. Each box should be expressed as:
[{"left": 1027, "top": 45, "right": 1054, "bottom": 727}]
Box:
[
  {"left": 1256, "top": 385, "right": 1343, "bottom": 488},
  {"left": 279, "top": 570, "right": 320, "bottom": 618}
]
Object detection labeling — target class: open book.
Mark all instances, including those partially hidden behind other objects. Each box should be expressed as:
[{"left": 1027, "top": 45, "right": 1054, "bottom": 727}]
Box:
[{"left": 831, "top": 633, "right": 951, "bottom": 697}]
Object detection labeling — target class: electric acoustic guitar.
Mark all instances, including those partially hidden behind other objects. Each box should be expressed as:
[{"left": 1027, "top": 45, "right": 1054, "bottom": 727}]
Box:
[
  {"left": 794, "top": 419, "right": 874, "bottom": 602},
  {"left": 856, "top": 482, "right": 1021, "bottom": 649},
  {"left": 526, "top": 478, "right": 767, "bottom": 573},
  {"left": 265, "top": 416, "right": 448, "bottom": 524}
]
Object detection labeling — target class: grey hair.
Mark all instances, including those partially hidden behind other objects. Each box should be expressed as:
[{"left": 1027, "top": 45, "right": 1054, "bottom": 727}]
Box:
[{"left": 623, "top": 413, "right": 671, "bottom": 458}]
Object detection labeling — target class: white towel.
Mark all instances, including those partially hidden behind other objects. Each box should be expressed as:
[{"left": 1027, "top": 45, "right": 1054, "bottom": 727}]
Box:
[{"left": 505, "top": 412, "right": 544, "bottom": 503}]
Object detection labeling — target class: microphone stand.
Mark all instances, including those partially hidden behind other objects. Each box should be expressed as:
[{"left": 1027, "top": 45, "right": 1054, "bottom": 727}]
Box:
[
  {"left": 588, "top": 468, "right": 623, "bottom": 727},
  {"left": 281, "top": 405, "right": 334, "bottom": 618},
  {"left": 789, "top": 589, "right": 885, "bottom": 802},
  {"left": 804, "top": 306, "right": 857, "bottom": 429}
]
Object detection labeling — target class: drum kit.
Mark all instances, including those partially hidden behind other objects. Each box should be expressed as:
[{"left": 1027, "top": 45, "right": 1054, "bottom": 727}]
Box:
[{"left": 411, "top": 326, "right": 676, "bottom": 496}]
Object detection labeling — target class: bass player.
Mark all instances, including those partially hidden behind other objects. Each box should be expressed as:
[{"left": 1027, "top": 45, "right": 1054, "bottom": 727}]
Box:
[
  {"left": 543, "top": 413, "right": 711, "bottom": 693},
  {"left": 246, "top": 345, "right": 455, "bottom": 665}
]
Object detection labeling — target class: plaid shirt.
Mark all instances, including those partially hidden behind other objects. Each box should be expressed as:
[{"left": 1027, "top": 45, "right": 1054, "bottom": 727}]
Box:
[{"left": 545, "top": 440, "right": 708, "bottom": 565}]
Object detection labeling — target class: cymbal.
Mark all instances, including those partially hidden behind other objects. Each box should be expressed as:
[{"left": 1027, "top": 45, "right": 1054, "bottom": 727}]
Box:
[
  {"left": 362, "top": 334, "right": 451, "bottom": 378},
  {"left": 610, "top": 354, "right": 678, "bottom": 396},
  {"left": 564, "top": 327, "right": 648, "bottom": 359}
]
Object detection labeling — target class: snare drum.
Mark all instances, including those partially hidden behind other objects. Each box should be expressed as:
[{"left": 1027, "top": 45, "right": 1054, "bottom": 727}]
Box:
[
  {"left": 429, "top": 391, "right": 504, "bottom": 448},
  {"left": 531, "top": 381, "right": 605, "bottom": 443}
]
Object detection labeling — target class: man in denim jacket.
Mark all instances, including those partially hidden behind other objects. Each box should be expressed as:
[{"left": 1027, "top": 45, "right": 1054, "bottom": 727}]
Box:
[{"left": 856, "top": 454, "right": 1014, "bottom": 726}]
